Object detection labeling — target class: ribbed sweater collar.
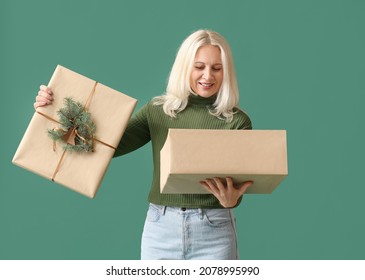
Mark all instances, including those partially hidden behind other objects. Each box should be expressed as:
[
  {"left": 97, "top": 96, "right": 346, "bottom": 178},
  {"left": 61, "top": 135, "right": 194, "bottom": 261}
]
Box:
[{"left": 188, "top": 93, "right": 217, "bottom": 107}]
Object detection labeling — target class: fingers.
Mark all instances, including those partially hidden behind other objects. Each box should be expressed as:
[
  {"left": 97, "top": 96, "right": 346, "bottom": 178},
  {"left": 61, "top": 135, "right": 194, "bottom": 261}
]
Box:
[
  {"left": 199, "top": 177, "right": 253, "bottom": 208},
  {"left": 38, "top": 85, "right": 53, "bottom": 102},
  {"left": 40, "top": 85, "right": 52, "bottom": 93},
  {"left": 34, "top": 85, "right": 53, "bottom": 110},
  {"left": 225, "top": 177, "right": 253, "bottom": 193},
  {"left": 237, "top": 180, "right": 253, "bottom": 196},
  {"left": 199, "top": 179, "right": 220, "bottom": 196},
  {"left": 200, "top": 177, "right": 232, "bottom": 192},
  {"left": 225, "top": 177, "right": 234, "bottom": 189},
  {"left": 199, "top": 181, "right": 212, "bottom": 193},
  {"left": 200, "top": 177, "right": 253, "bottom": 196}
]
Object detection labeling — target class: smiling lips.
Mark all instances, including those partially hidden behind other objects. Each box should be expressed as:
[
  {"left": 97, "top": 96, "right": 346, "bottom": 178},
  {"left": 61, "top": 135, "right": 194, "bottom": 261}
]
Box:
[{"left": 199, "top": 82, "right": 215, "bottom": 89}]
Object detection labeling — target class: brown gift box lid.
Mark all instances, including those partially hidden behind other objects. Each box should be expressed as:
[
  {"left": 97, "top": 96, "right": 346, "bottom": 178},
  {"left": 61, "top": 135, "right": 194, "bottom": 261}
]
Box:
[
  {"left": 12, "top": 65, "right": 137, "bottom": 198},
  {"left": 160, "top": 129, "right": 288, "bottom": 194}
]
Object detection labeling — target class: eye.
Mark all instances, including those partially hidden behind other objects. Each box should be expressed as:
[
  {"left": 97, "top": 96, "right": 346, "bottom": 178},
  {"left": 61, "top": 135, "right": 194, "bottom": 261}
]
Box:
[
  {"left": 194, "top": 65, "right": 204, "bottom": 70},
  {"left": 212, "top": 66, "right": 222, "bottom": 72}
]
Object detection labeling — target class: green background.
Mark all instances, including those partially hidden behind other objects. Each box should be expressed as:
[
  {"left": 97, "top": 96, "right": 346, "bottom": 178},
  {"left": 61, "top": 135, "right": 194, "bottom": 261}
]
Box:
[{"left": 1, "top": 0, "right": 364, "bottom": 260}]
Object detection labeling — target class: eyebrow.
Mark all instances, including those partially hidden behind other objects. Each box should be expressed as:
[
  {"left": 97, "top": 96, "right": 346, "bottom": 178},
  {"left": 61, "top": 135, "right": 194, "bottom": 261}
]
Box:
[{"left": 194, "top": 61, "right": 223, "bottom": 66}]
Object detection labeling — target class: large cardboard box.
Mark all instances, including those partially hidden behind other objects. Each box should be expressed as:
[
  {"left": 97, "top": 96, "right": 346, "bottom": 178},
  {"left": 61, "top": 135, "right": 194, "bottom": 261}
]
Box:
[
  {"left": 12, "top": 65, "right": 137, "bottom": 198},
  {"left": 160, "top": 129, "right": 288, "bottom": 194}
]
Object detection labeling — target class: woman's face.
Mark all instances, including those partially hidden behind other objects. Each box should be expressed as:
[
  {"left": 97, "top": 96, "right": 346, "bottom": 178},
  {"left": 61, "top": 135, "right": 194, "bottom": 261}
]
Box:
[{"left": 190, "top": 44, "right": 223, "bottom": 98}]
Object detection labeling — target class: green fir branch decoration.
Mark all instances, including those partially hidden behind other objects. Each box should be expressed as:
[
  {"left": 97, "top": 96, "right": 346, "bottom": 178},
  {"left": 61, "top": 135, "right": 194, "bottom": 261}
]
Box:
[{"left": 48, "top": 97, "right": 96, "bottom": 152}]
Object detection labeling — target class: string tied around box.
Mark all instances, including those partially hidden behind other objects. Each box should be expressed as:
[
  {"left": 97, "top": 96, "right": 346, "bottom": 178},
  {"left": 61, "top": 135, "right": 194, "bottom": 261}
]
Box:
[{"left": 36, "top": 81, "right": 117, "bottom": 181}]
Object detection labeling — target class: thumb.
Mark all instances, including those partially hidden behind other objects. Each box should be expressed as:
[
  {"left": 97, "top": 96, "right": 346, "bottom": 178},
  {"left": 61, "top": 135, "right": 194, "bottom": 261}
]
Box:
[{"left": 238, "top": 180, "right": 253, "bottom": 196}]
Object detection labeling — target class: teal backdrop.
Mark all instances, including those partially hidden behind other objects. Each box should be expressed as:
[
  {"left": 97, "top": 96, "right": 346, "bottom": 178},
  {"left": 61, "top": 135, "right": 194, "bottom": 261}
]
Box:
[{"left": 1, "top": 0, "right": 364, "bottom": 260}]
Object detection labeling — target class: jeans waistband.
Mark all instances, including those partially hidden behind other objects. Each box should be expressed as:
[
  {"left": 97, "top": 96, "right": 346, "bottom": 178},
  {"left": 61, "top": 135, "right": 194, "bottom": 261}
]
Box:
[{"left": 150, "top": 203, "right": 204, "bottom": 216}]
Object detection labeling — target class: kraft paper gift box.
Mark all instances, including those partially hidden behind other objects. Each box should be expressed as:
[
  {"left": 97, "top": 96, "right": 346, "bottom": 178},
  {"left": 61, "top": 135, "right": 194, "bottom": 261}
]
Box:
[
  {"left": 12, "top": 65, "right": 137, "bottom": 198},
  {"left": 160, "top": 129, "right": 288, "bottom": 194}
]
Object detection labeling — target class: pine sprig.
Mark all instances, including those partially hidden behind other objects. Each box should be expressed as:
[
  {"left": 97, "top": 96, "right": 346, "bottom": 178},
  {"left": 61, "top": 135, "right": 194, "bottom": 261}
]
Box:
[{"left": 48, "top": 97, "right": 96, "bottom": 152}]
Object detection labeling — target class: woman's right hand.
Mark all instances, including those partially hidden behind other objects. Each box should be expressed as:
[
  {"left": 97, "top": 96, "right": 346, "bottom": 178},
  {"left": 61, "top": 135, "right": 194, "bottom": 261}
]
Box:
[{"left": 34, "top": 85, "right": 54, "bottom": 110}]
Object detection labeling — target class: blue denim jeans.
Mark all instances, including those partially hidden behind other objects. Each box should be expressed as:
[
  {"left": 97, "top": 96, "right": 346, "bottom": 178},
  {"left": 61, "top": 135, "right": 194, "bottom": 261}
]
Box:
[{"left": 141, "top": 203, "right": 239, "bottom": 260}]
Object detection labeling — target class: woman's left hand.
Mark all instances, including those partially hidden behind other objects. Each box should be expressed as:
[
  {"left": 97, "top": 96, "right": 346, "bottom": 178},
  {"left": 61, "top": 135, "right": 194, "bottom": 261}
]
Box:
[{"left": 199, "top": 177, "right": 253, "bottom": 208}]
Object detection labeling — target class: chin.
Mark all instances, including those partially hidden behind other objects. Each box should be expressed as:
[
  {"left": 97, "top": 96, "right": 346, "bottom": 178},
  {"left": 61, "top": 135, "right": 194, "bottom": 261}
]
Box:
[{"left": 196, "top": 91, "right": 216, "bottom": 98}]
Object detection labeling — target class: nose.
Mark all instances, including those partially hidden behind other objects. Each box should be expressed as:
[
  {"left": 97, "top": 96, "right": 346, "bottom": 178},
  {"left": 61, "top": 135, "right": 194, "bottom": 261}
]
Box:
[{"left": 202, "top": 68, "right": 213, "bottom": 80}]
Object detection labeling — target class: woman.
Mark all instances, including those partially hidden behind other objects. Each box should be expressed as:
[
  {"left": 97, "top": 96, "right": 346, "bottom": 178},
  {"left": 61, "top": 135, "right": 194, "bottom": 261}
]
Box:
[{"left": 35, "top": 29, "right": 253, "bottom": 260}]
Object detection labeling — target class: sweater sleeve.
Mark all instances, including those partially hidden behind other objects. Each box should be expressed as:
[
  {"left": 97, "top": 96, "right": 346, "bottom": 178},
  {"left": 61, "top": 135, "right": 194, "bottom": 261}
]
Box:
[
  {"left": 235, "top": 109, "right": 253, "bottom": 130},
  {"left": 240, "top": 114, "right": 252, "bottom": 130},
  {"left": 113, "top": 103, "right": 151, "bottom": 157}
]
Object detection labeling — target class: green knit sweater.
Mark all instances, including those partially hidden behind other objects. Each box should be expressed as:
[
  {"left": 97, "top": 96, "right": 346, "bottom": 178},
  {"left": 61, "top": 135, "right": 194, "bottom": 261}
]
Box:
[{"left": 113, "top": 94, "right": 252, "bottom": 208}]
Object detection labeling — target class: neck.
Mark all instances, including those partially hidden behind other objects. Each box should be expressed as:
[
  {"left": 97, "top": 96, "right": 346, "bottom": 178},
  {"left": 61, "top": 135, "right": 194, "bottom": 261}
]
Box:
[{"left": 188, "top": 93, "right": 217, "bottom": 107}]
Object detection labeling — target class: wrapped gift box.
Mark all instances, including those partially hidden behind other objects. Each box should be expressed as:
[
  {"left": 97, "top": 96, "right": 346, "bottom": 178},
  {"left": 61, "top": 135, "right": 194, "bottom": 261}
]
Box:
[
  {"left": 160, "top": 129, "right": 288, "bottom": 194},
  {"left": 12, "top": 65, "right": 137, "bottom": 198}
]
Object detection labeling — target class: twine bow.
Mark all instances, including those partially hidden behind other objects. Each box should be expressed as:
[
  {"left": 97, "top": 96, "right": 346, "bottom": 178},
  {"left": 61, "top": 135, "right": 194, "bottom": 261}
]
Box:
[
  {"left": 48, "top": 97, "right": 96, "bottom": 153},
  {"left": 36, "top": 81, "right": 117, "bottom": 182}
]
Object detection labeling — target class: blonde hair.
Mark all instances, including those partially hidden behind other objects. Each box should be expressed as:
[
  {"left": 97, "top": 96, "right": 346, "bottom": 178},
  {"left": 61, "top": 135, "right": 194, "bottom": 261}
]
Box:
[{"left": 153, "top": 29, "right": 240, "bottom": 122}]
